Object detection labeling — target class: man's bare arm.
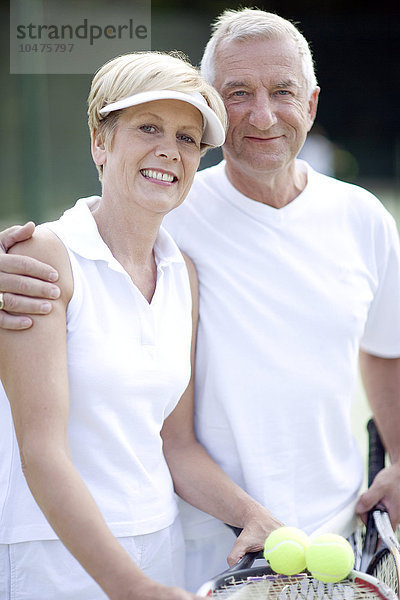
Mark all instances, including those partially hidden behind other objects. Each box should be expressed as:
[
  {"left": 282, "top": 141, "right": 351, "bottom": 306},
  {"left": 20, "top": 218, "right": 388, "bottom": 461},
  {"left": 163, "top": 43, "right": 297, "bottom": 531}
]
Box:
[
  {"left": 0, "top": 223, "right": 60, "bottom": 329},
  {"left": 356, "top": 351, "right": 400, "bottom": 528}
]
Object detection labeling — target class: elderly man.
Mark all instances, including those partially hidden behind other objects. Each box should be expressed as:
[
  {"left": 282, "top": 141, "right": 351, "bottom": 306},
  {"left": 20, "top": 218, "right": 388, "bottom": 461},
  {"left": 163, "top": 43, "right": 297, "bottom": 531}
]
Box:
[{"left": 1, "top": 8, "right": 400, "bottom": 593}]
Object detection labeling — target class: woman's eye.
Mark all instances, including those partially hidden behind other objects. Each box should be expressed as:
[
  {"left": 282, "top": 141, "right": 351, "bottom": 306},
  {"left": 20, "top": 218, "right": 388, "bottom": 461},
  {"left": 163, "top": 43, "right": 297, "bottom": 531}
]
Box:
[
  {"left": 140, "top": 124, "right": 156, "bottom": 133},
  {"left": 178, "top": 134, "right": 196, "bottom": 144}
]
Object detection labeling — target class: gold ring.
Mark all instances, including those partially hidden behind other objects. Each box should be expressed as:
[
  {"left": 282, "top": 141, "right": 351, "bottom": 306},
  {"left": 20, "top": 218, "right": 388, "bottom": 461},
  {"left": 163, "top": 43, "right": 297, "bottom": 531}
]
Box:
[{"left": 0, "top": 292, "right": 4, "bottom": 310}]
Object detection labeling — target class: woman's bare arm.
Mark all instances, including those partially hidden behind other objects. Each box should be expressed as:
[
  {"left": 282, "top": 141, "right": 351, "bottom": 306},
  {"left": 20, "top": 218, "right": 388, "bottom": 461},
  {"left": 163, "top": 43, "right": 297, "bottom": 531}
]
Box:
[
  {"left": 162, "top": 253, "right": 282, "bottom": 568},
  {"left": 0, "top": 230, "right": 198, "bottom": 600}
]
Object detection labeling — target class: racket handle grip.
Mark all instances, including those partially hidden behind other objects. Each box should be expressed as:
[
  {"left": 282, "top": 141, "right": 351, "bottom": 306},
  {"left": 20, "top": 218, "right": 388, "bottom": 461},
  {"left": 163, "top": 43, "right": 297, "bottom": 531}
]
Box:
[
  {"left": 225, "top": 524, "right": 243, "bottom": 537},
  {"left": 229, "top": 551, "right": 263, "bottom": 572},
  {"left": 367, "top": 418, "right": 385, "bottom": 487}
]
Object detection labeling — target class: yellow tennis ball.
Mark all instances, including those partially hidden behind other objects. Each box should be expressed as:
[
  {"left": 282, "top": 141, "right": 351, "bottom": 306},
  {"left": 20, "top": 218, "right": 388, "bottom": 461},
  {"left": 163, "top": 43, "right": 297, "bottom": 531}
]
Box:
[
  {"left": 306, "top": 533, "right": 355, "bottom": 583},
  {"left": 263, "top": 526, "right": 310, "bottom": 575}
]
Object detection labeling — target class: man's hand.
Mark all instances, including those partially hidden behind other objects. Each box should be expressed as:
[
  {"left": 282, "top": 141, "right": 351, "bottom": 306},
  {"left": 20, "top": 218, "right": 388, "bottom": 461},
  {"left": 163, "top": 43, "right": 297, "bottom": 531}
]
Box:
[
  {"left": 227, "top": 508, "right": 283, "bottom": 567},
  {"left": 0, "top": 222, "right": 60, "bottom": 329},
  {"left": 356, "top": 462, "right": 400, "bottom": 529},
  {"left": 0, "top": 222, "right": 36, "bottom": 253}
]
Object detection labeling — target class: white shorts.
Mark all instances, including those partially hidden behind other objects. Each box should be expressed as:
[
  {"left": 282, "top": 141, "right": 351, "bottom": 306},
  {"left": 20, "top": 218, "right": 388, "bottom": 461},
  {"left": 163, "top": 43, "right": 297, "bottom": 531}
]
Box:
[
  {"left": 0, "top": 519, "right": 185, "bottom": 600},
  {"left": 184, "top": 523, "right": 236, "bottom": 592}
]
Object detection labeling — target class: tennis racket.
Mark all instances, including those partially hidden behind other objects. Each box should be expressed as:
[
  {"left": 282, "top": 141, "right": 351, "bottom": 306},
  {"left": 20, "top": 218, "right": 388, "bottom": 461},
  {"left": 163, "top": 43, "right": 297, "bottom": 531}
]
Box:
[
  {"left": 359, "top": 419, "right": 400, "bottom": 596},
  {"left": 197, "top": 551, "right": 397, "bottom": 599},
  {"left": 201, "top": 418, "right": 400, "bottom": 599}
]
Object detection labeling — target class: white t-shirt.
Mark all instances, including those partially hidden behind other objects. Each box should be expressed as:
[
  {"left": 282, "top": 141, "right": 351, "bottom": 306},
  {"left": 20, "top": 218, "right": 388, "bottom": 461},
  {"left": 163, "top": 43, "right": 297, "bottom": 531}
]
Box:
[
  {"left": 0, "top": 197, "right": 192, "bottom": 543},
  {"left": 164, "top": 159, "right": 400, "bottom": 535}
]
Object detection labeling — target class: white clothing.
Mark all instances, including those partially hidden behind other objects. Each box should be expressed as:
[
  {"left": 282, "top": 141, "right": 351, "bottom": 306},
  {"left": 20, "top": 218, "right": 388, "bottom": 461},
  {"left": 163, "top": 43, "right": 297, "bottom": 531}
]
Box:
[
  {"left": 0, "top": 196, "right": 192, "bottom": 544},
  {"left": 164, "top": 160, "right": 400, "bottom": 588},
  {"left": 184, "top": 523, "right": 236, "bottom": 592},
  {"left": 0, "top": 518, "right": 185, "bottom": 599}
]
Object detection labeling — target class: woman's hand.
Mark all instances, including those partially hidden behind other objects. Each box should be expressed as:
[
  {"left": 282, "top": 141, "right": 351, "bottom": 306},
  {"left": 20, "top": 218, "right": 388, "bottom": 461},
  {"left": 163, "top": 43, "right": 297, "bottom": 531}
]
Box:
[{"left": 121, "top": 580, "right": 203, "bottom": 600}]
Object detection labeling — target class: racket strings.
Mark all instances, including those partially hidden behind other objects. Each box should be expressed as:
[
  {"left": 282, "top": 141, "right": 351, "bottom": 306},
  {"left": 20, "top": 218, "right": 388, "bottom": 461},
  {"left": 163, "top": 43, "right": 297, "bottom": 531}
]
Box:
[
  {"left": 367, "top": 513, "right": 400, "bottom": 597},
  {"left": 348, "top": 514, "right": 400, "bottom": 598},
  {"left": 210, "top": 574, "right": 389, "bottom": 600},
  {"left": 348, "top": 527, "right": 365, "bottom": 572},
  {"left": 369, "top": 550, "right": 399, "bottom": 595}
]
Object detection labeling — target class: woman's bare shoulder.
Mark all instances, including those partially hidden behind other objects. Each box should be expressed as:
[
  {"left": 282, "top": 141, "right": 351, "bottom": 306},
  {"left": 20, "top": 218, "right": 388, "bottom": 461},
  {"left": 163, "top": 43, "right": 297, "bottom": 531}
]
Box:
[{"left": 8, "top": 225, "right": 73, "bottom": 300}]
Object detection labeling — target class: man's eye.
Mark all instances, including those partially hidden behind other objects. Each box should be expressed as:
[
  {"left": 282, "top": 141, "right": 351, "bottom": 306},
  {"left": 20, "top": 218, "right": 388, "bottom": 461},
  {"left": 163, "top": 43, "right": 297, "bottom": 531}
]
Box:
[{"left": 233, "top": 90, "right": 247, "bottom": 97}]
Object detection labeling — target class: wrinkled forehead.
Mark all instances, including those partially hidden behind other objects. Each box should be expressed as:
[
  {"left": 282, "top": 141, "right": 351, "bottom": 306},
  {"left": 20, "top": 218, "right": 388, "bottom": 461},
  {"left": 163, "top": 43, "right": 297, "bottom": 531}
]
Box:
[{"left": 213, "top": 36, "right": 304, "bottom": 91}]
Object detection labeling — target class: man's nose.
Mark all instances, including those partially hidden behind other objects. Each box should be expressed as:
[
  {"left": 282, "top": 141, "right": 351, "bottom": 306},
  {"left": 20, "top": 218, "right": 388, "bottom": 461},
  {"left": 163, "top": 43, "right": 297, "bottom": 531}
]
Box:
[{"left": 248, "top": 92, "right": 278, "bottom": 129}]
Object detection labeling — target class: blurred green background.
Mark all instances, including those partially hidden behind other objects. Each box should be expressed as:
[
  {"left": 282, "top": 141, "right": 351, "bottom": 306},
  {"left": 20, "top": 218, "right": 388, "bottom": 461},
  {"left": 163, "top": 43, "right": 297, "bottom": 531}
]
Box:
[{"left": 1, "top": 0, "right": 399, "bottom": 469}]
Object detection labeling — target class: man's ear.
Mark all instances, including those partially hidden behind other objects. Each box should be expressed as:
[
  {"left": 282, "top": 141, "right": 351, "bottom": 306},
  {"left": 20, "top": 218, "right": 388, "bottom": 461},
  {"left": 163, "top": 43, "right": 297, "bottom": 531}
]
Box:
[
  {"left": 91, "top": 130, "right": 107, "bottom": 166},
  {"left": 307, "top": 87, "right": 320, "bottom": 132}
]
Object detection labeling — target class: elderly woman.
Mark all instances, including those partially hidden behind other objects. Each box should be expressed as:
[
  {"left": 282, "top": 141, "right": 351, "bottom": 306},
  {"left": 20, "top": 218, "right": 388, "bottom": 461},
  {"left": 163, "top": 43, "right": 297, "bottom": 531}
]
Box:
[{"left": 0, "top": 52, "right": 280, "bottom": 600}]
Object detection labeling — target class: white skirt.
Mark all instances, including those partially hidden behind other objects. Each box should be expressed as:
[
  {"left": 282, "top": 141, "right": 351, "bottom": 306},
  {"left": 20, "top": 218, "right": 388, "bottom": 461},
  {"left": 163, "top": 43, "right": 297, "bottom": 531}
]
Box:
[{"left": 0, "top": 519, "right": 185, "bottom": 600}]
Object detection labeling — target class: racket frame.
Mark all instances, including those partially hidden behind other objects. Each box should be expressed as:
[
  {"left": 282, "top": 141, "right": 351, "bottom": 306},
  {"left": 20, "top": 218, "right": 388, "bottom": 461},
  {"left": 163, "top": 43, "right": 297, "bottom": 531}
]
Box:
[{"left": 360, "top": 419, "right": 400, "bottom": 596}]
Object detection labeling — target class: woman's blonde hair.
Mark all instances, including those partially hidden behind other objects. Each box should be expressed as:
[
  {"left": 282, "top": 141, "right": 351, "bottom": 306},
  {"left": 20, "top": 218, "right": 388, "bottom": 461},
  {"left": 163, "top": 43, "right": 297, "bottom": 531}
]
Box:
[{"left": 88, "top": 51, "right": 227, "bottom": 178}]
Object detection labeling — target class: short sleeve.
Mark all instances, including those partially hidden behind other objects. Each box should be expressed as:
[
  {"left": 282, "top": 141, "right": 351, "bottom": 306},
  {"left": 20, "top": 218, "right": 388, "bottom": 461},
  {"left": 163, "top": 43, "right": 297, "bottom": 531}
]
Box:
[{"left": 360, "top": 215, "right": 400, "bottom": 357}]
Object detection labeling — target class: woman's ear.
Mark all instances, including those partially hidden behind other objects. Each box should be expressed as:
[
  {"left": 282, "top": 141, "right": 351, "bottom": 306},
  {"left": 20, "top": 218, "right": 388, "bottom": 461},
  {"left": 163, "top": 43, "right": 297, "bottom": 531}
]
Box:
[{"left": 91, "top": 130, "right": 107, "bottom": 166}]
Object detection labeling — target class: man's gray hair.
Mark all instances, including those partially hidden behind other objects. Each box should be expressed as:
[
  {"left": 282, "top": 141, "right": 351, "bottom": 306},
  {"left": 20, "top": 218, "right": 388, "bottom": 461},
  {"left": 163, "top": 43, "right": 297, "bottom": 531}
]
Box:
[{"left": 201, "top": 8, "right": 318, "bottom": 97}]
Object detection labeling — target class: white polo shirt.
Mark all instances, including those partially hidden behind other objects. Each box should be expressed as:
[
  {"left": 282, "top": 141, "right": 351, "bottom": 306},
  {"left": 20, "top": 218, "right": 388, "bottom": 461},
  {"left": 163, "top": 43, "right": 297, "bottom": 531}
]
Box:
[{"left": 0, "top": 196, "right": 192, "bottom": 543}]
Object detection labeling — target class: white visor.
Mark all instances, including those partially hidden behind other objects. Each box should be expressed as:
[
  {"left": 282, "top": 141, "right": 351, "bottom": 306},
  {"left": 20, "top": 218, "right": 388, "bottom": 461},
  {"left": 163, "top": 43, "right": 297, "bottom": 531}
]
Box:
[{"left": 99, "top": 89, "right": 225, "bottom": 147}]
